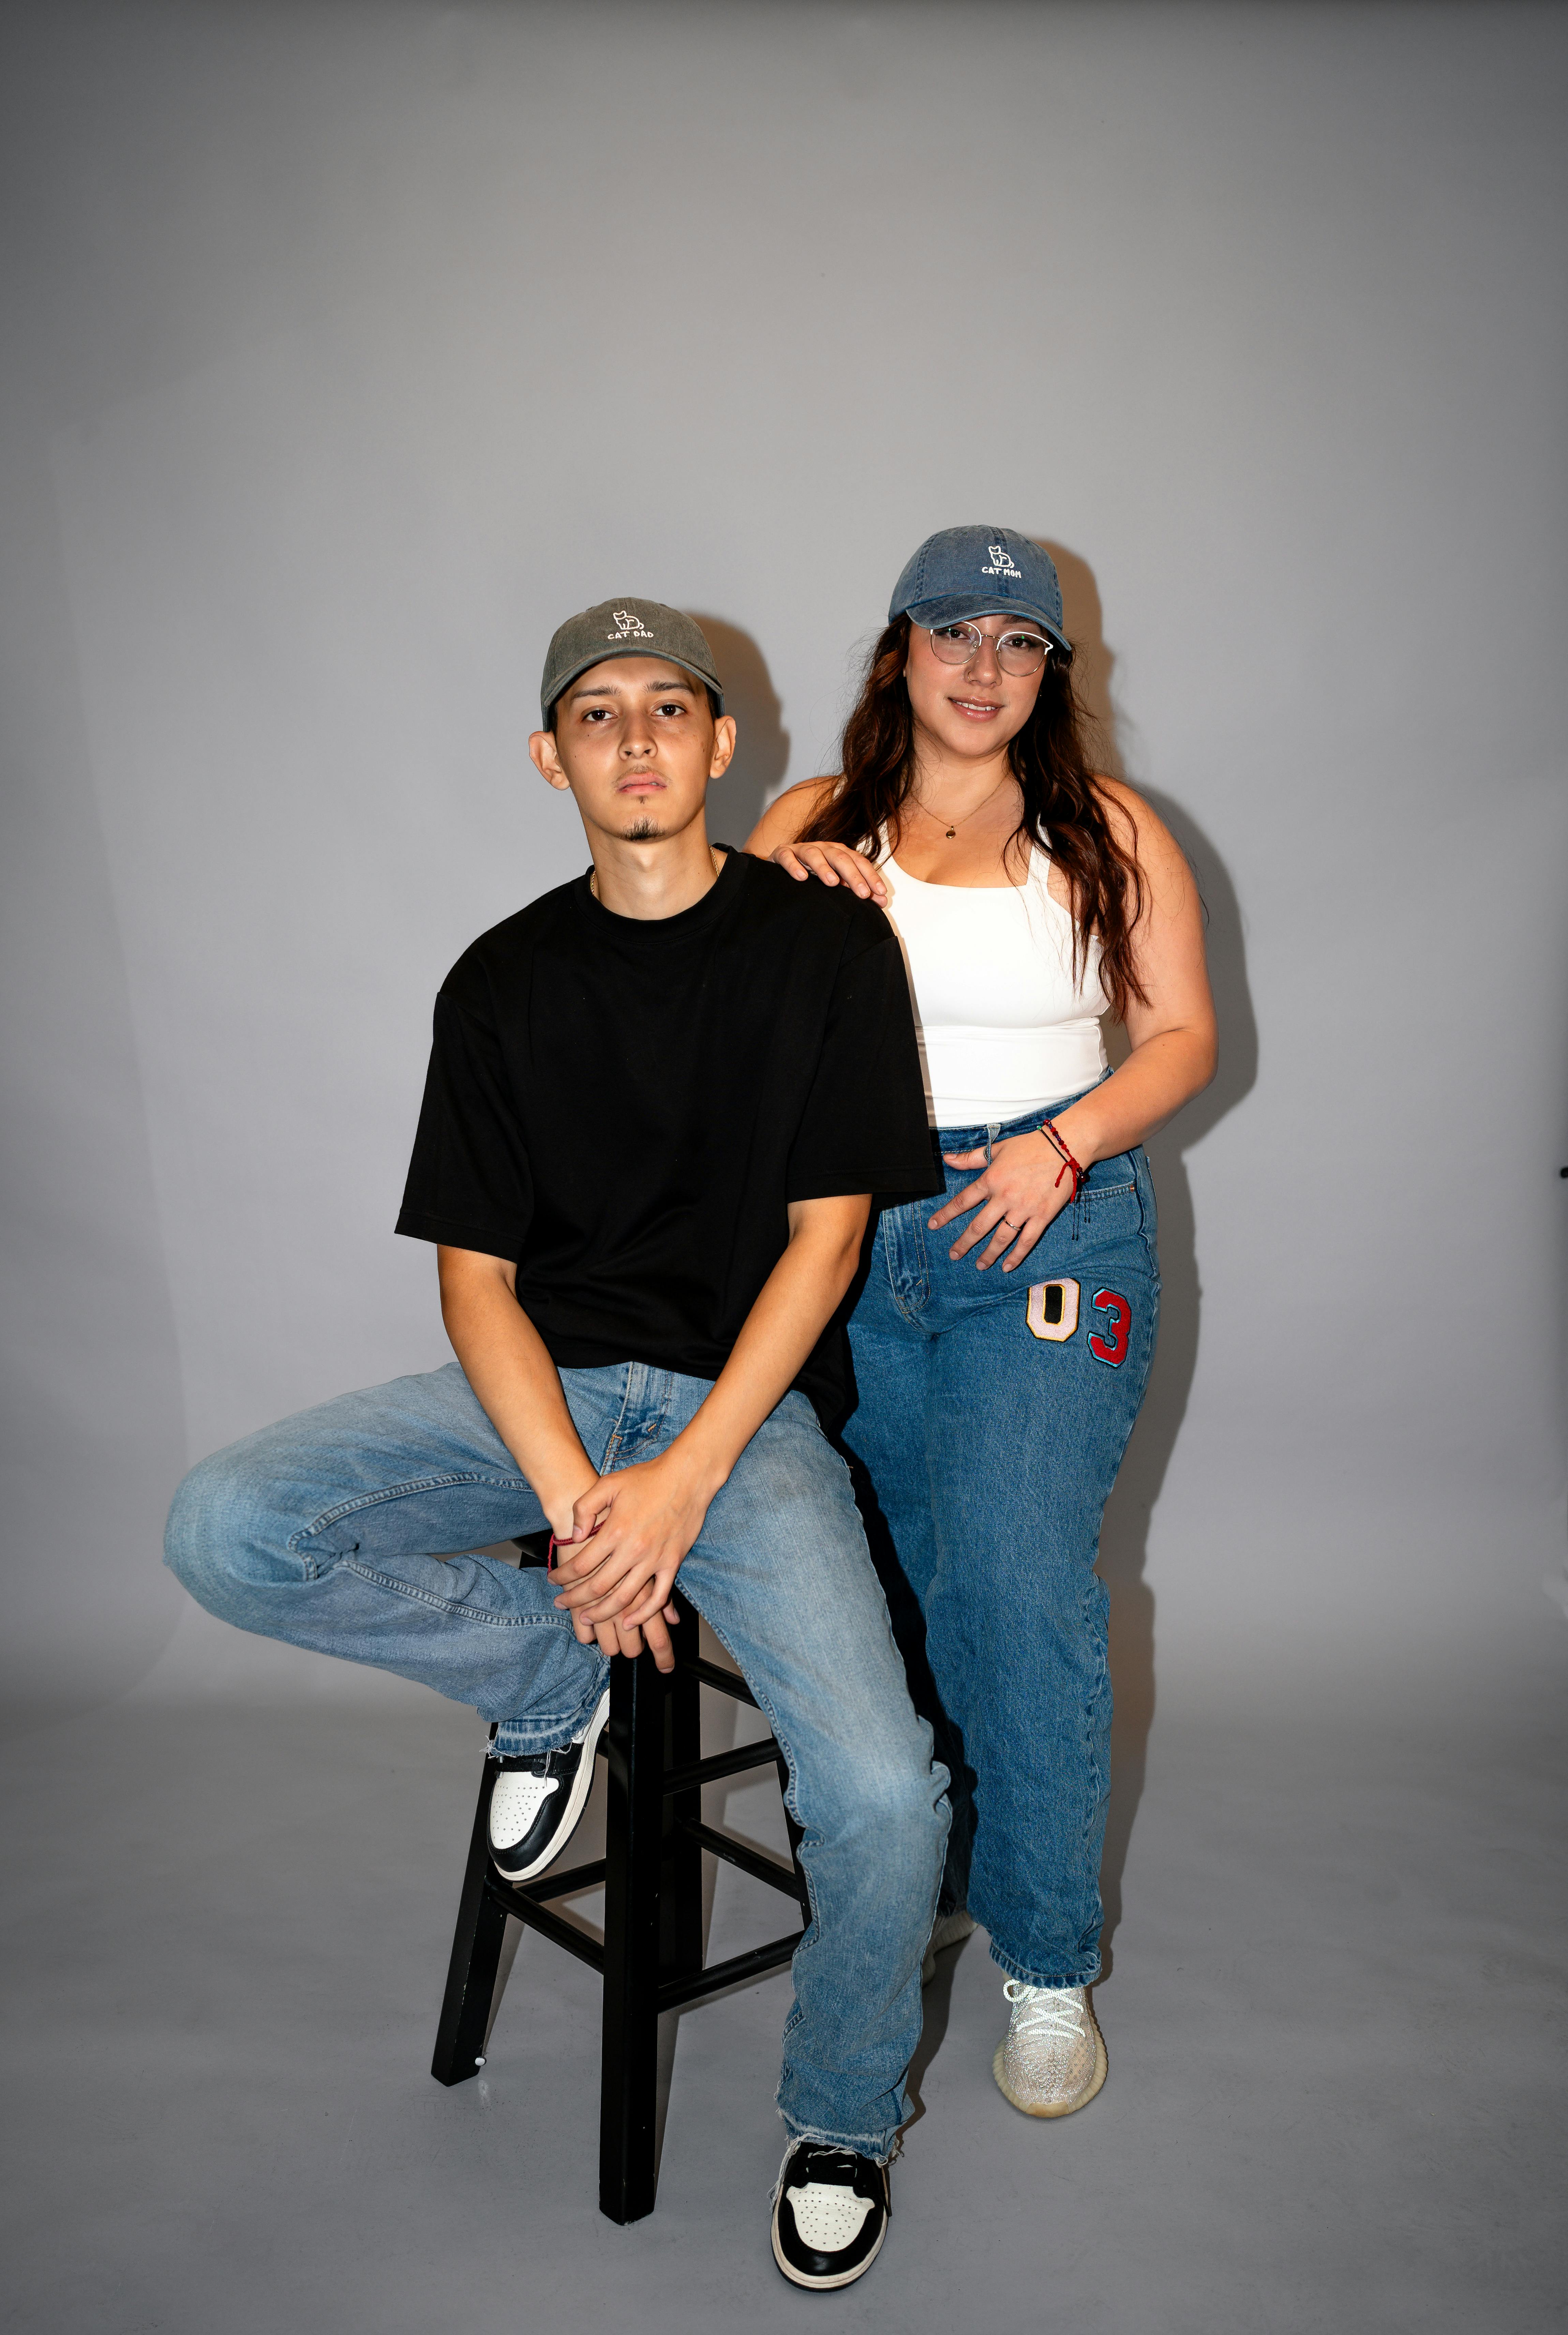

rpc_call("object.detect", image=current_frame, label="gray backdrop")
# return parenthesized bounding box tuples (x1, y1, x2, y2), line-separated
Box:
(3, 0, 1565, 1732)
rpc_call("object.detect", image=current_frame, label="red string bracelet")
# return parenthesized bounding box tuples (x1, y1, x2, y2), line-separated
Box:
(1039, 1117, 1087, 1199)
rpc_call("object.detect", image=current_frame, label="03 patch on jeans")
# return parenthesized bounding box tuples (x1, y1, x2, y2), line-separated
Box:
(1088, 1287, 1132, 1366)
(1026, 1279, 1080, 1342)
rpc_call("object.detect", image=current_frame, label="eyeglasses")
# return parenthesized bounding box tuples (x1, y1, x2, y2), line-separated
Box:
(924, 621, 1052, 676)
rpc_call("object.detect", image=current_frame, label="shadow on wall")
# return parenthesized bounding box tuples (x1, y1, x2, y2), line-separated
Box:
(1043, 542, 1259, 1974)
(686, 614, 790, 845)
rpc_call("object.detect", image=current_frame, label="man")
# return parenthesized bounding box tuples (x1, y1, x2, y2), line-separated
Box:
(166, 598, 948, 2291)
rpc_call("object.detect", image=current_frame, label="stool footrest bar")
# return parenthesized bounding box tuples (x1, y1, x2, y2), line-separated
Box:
(677, 1655, 760, 1708)
(662, 1739, 781, 1798)
(656, 1931, 804, 2013)
(681, 1819, 805, 1903)
(508, 1857, 607, 1904)
(484, 1877, 606, 1975)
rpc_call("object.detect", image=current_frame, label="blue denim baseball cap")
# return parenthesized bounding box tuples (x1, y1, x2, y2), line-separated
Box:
(889, 526, 1073, 663)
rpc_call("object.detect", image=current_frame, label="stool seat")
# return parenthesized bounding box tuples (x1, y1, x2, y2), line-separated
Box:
(431, 1571, 806, 2224)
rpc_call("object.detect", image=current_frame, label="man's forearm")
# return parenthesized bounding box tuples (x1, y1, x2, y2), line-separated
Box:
(666, 1195, 870, 1495)
(436, 1246, 597, 1534)
(543, 1193, 871, 1646)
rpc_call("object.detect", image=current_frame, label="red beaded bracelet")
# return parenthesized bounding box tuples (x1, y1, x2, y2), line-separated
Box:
(1039, 1117, 1087, 1199)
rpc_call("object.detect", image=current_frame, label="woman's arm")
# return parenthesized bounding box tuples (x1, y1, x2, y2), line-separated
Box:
(1049, 779, 1218, 1165)
(931, 780, 1218, 1273)
(745, 780, 890, 905)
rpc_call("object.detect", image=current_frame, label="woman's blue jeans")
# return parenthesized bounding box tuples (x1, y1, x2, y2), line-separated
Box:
(843, 1093, 1160, 1990)
(165, 1360, 949, 2160)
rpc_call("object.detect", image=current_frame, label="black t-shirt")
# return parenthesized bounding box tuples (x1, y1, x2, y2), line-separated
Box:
(395, 849, 940, 1424)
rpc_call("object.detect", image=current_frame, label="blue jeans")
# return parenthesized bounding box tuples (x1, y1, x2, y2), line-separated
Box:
(843, 1090, 1160, 1989)
(165, 1360, 949, 2159)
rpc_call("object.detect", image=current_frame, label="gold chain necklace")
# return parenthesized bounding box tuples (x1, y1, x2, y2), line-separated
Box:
(912, 775, 1012, 840)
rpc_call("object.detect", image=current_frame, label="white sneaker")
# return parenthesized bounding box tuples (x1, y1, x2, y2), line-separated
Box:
(991, 1980, 1107, 2117)
(771, 2143, 890, 2290)
(487, 1689, 609, 1884)
(921, 1907, 977, 1984)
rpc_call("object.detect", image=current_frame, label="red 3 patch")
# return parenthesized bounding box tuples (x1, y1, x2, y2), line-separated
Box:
(1026, 1278, 1080, 1342)
(1088, 1287, 1132, 1366)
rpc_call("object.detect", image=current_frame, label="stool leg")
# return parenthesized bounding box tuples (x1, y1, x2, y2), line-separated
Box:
(432, 1762, 507, 2086)
(663, 1627, 703, 1983)
(599, 1650, 667, 2223)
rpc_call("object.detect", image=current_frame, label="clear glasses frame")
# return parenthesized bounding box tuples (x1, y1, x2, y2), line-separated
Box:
(923, 620, 1054, 676)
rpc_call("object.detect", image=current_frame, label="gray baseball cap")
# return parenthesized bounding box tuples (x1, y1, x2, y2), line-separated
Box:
(888, 526, 1073, 663)
(539, 598, 725, 723)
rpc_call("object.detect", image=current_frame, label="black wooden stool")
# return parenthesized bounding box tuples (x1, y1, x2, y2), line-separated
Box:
(430, 1571, 808, 2224)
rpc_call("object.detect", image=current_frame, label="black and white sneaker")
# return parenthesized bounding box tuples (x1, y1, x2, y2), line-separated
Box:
(487, 1689, 609, 1884)
(771, 2142, 890, 2290)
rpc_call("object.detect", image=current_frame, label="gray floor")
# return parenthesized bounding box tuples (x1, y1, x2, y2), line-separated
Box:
(3, 1663, 1565, 2334)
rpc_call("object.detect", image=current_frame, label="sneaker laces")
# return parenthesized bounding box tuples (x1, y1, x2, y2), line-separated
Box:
(1002, 1978, 1087, 2044)
(798, 2146, 861, 2182)
(498, 1692, 600, 1776)
(770, 2143, 863, 2204)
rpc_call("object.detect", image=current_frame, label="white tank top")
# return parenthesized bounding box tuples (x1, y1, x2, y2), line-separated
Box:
(876, 834, 1109, 1126)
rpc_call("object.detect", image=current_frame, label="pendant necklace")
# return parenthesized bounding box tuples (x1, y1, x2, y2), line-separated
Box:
(915, 775, 1011, 840)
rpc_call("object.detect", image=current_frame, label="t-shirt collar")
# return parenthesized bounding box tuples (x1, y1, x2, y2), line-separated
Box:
(574, 843, 738, 943)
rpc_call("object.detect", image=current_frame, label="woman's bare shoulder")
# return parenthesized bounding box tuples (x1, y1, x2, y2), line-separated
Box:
(744, 776, 841, 854)
(1090, 773, 1144, 830)
(1090, 776, 1195, 909)
(1092, 775, 1174, 858)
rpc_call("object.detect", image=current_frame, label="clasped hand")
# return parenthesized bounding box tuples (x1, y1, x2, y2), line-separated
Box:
(549, 1448, 714, 1675)
(930, 1129, 1078, 1273)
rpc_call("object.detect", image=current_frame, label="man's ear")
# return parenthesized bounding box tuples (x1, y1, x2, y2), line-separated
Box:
(708, 714, 738, 780)
(529, 728, 572, 792)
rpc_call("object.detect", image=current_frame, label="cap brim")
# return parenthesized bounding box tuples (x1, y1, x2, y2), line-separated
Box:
(903, 592, 1072, 663)
(542, 647, 724, 722)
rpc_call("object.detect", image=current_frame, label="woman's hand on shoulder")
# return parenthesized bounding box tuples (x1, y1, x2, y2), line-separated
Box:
(744, 779, 889, 906)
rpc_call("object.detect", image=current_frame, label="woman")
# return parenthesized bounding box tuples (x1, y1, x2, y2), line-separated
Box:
(746, 526, 1216, 2118)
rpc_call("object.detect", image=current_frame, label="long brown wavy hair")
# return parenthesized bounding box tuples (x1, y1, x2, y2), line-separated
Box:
(797, 617, 1149, 1019)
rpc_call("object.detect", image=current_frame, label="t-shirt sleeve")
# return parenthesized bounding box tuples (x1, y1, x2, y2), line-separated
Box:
(785, 910, 942, 1204)
(395, 986, 534, 1259)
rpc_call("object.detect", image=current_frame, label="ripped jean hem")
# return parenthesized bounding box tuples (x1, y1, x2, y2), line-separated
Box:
(776, 2113, 900, 2169)
(489, 1666, 609, 1758)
